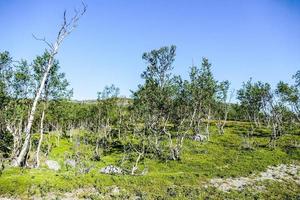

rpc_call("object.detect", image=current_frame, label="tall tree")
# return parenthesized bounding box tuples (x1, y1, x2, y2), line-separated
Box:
(6, 60, 34, 160)
(277, 70, 300, 122)
(32, 51, 72, 168)
(189, 57, 217, 140)
(133, 45, 176, 130)
(132, 45, 179, 160)
(12, 2, 86, 167)
(237, 79, 271, 127)
(237, 79, 271, 148)
(215, 80, 231, 134)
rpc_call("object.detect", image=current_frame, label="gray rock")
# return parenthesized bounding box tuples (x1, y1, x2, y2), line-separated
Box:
(100, 165, 123, 175)
(193, 134, 207, 142)
(79, 166, 93, 174)
(65, 159, 76, 168)
(45, 160, 60, 171)
(111, 187, 120, 195)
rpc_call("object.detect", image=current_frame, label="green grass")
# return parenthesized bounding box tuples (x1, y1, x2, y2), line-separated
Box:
(0, 122, 299, 199)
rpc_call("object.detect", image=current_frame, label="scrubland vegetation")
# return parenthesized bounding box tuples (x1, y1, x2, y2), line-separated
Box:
(0, 3, 299, 200)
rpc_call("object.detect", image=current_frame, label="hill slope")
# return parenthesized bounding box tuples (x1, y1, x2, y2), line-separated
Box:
(0, 122, 299, 199)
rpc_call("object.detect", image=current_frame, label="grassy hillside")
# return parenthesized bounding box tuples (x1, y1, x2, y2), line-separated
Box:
(0, 122, 299, 199)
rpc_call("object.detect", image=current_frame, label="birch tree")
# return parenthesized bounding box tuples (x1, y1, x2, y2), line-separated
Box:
(32, 52, 72, 168)
(7, 60, 34, 160)
(277, 70, 300, 122)
(215, 81, 232, 134)
(189, 58, 217, 140)
(132, 45, 178, 160)
(237, 79, 271, 148)
(12, 2, 86, 167)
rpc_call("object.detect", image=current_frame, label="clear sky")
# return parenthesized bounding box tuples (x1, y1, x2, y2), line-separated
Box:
(1, 0, 299, 100)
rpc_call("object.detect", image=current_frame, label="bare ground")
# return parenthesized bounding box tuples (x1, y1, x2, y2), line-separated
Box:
(207, 164, 300, 192)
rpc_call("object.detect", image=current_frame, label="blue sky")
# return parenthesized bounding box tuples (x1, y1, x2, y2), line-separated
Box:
(1, 0, 299, 100)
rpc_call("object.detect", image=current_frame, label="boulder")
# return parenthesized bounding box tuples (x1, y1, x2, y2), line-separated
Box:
(45, 160, 60, 171)
(193, 134, 207, 142)
(100, 165, 123, 175)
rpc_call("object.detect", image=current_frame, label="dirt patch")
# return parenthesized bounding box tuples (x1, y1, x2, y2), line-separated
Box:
(208, 164, 300, 192)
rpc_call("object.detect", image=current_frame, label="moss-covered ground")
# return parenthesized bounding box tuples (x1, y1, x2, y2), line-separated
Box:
(0, 122, 299, 199)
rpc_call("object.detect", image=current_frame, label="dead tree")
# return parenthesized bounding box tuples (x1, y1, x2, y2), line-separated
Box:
(12, 2, 86, 167)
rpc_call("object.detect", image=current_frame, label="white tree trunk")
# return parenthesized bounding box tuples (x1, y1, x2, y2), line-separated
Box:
(206, 108, 211, 140)
(35, 105, 46, 168)
(131, 152, 143, 175)
(11, 3, 86, 167)
(6, 122, 22, 160)
(12, 51, 56, 167)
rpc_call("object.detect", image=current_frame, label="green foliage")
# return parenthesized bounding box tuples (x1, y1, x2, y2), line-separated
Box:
(277, 71, 300, 121)
(189, 58, 218, 110)
(32, 51, 73, 100)
(11, 60, 33, 99)
(0, 51, 12, 108)
(237, 79, 271, 123)
(133, 45, 177, 121)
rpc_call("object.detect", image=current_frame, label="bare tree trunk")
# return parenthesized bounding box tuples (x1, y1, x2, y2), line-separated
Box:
(95, 137, 100, 158)
(217, 118, 223, 135)
(6, 121, 22, 160)
(218, 109, 228, 135)
(56, 132, 60, 146)
(105, 118, 111, 141)
(118, 114, 122, 140)
(190, 108, 197, 128)
(131, 152, 143, 175)
(35, 104, 46, 168)
(206, 108, 211, 140)
(46, 132, 52, 156)
(25, 140, 32, 167)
